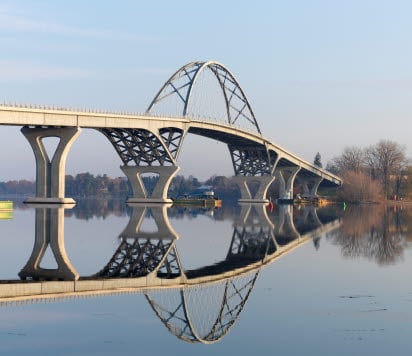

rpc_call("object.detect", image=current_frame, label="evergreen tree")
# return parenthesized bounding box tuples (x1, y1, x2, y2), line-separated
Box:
(314, 152, 323, 168)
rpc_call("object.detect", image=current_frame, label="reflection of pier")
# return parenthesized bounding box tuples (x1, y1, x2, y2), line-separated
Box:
(19, 204, 79, 281)
(93, 204, 179, 278)
(0, 203, 340, 342)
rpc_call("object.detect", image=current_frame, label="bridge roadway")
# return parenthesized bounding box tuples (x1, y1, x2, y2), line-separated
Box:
(0, 104, 341, 203)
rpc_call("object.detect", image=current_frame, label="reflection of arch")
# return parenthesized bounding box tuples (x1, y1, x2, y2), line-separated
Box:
(146, 272, 258, 344)
(147, 61, 261, 134)
(90, 202, 337, 344)
(19, 205, 79, 281)
(144, 203, 296, 344)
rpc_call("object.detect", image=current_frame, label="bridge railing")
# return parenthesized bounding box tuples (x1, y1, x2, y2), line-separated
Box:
(0, 102, 261, 136)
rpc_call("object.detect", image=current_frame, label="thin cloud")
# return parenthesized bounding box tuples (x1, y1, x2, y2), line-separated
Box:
(0, 60, 172, 82)
(0, 8, 161, 41)
(290, 78, 412, 90)
(0, 60, 92, 82)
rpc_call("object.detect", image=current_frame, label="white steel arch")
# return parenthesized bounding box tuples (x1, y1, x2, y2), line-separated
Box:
(146, 61, 262, 134)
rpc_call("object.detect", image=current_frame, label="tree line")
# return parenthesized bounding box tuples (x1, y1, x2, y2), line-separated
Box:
(325, 139, 409, 202)
(0, 173, 241, 201)
(2, 139, 410, 204)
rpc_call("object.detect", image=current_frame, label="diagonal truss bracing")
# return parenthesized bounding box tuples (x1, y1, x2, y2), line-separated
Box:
(98, 128, 183, 166)
(229, 145, 271, 176)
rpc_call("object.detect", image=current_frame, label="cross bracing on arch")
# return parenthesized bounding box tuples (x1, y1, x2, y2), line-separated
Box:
(147, 61, 262, 135)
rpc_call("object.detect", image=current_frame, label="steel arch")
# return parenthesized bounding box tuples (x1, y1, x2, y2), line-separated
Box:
(147, 61, 262, 134)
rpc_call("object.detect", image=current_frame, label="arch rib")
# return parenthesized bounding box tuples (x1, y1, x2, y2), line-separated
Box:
(147, 61, 262, 135)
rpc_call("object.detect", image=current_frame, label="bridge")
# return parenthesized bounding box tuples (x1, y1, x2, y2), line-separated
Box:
(1, 203, 341, 343)
(0, 61, 341, 204)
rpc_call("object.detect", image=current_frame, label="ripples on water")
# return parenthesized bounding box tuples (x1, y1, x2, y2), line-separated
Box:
(0, 200, 411, 355)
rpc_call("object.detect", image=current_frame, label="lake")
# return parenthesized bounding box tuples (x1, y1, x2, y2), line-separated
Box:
(0, 200, 411, 355)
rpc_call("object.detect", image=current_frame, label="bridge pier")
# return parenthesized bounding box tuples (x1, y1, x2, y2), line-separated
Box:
(121, 165, 180, 203)
(233, 175, 275, 203)
(300, 176, 323, 198)
(275, 167, 300, 200)
(19, 205, 79, 281)
(21, 126, 81, 204)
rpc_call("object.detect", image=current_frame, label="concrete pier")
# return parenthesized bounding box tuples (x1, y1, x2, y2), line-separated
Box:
(121, 165, 180, 203)
(233, 175, 275, 203)
(21, 126, 81, 204)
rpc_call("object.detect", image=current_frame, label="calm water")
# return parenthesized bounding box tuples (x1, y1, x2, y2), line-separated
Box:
(0, 200, 411, 355)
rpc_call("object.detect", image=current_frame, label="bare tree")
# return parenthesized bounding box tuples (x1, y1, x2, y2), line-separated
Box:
(364, 140, 407, 199)
(330, 146, 365, 174)
(339, 170, 383, 203)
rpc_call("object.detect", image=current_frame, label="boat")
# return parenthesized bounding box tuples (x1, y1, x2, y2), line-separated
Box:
(0, 201, 13, 211)
(0, 201, 13, 220)
(292, 195, 331, 207)
(172, 191, 222, 208)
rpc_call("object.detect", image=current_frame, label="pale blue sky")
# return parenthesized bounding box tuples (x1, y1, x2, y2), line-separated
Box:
(0, 0, 411, 180)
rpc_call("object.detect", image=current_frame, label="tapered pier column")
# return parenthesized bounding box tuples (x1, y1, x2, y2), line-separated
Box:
(276, 167, 300, 200)
(22, 126, 81, 204)
(300, 176, 323, 198)
(233, 175, 275, 203)
(121, 165, 180, 203)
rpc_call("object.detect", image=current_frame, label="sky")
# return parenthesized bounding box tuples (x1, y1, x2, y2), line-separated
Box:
(0, 0, 412, 181)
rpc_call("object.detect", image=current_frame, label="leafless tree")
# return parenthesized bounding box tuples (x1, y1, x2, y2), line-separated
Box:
(364, 140, 407, 199)
(328, 146, 365, 174)
(339, 170, 383, 203)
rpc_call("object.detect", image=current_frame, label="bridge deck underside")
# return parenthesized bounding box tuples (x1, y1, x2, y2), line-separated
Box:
(188, 127, 259, 147)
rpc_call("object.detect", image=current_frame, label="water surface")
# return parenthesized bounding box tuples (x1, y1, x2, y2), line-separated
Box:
(0, 201, 411, 355)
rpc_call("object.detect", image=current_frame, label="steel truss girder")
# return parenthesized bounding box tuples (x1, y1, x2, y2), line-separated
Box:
(159, 127, 184, 160)
(229, 145, 271, 176)
(98, 127, 183, 166)
(147, 61, 262, 134)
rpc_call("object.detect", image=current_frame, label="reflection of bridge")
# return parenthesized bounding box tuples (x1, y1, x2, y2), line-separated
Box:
(0, 203, 340, 343)
(0, 61, 341, 204)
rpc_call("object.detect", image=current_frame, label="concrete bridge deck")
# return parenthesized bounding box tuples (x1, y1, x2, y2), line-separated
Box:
(0, 104, 341, 186)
